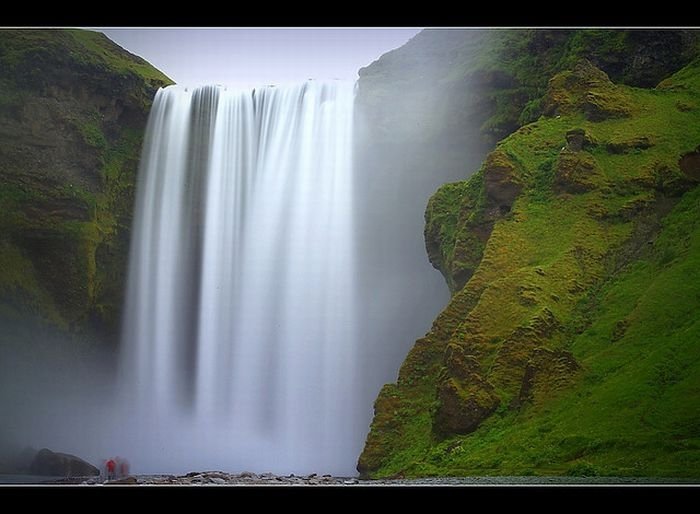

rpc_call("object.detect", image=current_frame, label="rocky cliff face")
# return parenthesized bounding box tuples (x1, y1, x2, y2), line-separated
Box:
(359, 33, 700, 478)
(354, 29, 700, 355)
(357, 29, 699, 166)
(0, 29, 172, 348)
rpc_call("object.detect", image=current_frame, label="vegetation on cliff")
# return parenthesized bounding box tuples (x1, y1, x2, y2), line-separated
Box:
(0, 29, 172, 348)
(358, 29, 699, 150)
(359, 52, 700, 478)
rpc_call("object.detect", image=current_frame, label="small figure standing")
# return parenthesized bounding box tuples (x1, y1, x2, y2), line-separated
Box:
(118, 458, 130, 478)
(106, 459, 116, 480)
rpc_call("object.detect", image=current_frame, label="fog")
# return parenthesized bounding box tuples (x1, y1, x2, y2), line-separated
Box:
(0, 29, 491, 477)
(0, 320, 120, 471)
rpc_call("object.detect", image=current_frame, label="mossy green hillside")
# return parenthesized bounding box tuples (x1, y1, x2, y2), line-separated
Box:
(358, 59, 700, 478)
(0, 29, 170, 90)
(466, 29, 700, 142)
(424, 171, 487, 293)
(0, 29, 173, 346)
(359, 29, 699, 148)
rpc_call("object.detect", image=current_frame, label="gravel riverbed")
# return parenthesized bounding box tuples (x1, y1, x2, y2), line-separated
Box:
(23, 471, 700, 486)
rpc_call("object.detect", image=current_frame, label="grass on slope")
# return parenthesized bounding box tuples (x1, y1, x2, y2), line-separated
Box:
(0, 29, 171, 86)
(401, 186, 700, 478)
(366, 60, 700, 478)
(68, 30, 172, 84)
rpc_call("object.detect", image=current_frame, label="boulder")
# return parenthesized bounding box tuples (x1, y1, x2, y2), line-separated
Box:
(29, 448, 99, 477)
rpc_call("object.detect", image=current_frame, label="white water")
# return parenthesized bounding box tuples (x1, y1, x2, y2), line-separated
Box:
(118, 82, 360, 475)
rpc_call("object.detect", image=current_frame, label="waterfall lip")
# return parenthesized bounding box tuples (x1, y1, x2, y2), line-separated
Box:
(162, 78, 356, 94)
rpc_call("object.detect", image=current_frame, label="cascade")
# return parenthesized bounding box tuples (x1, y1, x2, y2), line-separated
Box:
(119, 82, 359, 475)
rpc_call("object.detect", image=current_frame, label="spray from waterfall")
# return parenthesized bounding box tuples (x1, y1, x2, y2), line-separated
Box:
(118, 82, 360, 475)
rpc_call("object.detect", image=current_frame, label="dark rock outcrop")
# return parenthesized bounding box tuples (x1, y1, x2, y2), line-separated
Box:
(29, 448, 99, 477)
(679, 146, 700, 182)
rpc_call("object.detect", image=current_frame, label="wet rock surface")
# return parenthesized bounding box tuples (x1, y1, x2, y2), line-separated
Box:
(33, 471, 700, 486)
(29, 448, 99, 477)
(47, 471, 360, 486)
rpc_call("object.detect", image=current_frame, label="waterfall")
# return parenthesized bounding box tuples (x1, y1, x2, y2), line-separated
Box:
(119, 82, 360, 475)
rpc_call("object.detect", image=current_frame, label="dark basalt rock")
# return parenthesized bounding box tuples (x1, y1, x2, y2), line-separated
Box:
(29, 448, 99, 477)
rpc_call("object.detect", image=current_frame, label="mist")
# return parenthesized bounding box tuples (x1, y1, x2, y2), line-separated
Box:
(351, 29, 493, 417)
(0, 29, 492, 478)
(0, 318, 120, 472)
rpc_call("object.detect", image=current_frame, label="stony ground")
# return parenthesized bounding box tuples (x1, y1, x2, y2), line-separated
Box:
(35, 471, 700, 486)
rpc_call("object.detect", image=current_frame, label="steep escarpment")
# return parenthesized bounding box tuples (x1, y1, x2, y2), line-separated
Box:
(359, 54, 700, 478)
(0, 29, 172, 348)
(358, 29, 699, 154)
(353, 31, 700, 393)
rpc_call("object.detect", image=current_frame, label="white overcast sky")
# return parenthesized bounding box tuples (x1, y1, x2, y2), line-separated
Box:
(98, 28, 422, 88)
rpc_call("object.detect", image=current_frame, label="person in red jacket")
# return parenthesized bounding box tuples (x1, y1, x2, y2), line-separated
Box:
(106, 458, 116, 480)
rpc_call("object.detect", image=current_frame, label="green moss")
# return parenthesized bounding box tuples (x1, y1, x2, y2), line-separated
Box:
(0, 29, 172, 343)
(67, 29, 172, 85)
(0, 29, 171, 88)
(425, 181, 474, 265)
(424, 169, 489, 293)
(361, 57, 700, 478)
(74, 112, 108, 149)
(473, 29, 699, 141)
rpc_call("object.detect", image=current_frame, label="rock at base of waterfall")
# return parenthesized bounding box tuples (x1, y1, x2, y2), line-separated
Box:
(29, 448, 99, 477)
